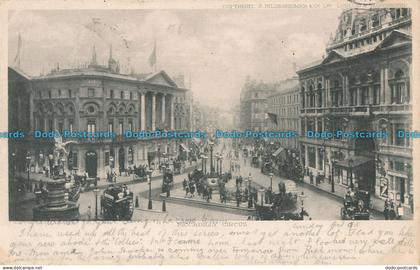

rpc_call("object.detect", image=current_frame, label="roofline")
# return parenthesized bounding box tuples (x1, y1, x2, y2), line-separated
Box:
(297, 29, 412, 75)
(27, 70, 187, 91)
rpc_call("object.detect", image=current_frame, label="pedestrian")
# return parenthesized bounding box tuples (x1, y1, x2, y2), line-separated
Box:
(87, 206, 92, 221)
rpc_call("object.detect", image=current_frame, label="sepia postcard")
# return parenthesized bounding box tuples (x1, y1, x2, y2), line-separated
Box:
(0, 0, 418, 266)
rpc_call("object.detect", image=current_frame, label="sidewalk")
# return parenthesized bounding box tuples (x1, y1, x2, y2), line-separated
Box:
(302, 175, 413, 220)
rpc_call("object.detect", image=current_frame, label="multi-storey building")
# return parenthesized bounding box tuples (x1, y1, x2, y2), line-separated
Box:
(297, 8, 412, 206)
(9, 46, 192, 178)
(239, 78, 277, 131)
(267, 76, 300, 150)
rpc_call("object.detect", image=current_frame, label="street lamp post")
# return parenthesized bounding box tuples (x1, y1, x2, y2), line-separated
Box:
(216, 154, 219, 174)
(209, 141, 214, 173)
(219, 156, 223, 175)
(11, 152, 16, 179)
(269, 172, 273, 191)
(93, 188, 99, 220)
(350, 160, 353, 188)
(147, 171, 153, 210)
(26, 154, 32, 192)
(248, 173, 253, 208)
(331, 159, 335, 193)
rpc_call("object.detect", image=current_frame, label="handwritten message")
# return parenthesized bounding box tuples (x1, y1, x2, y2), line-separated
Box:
(4, 219, 417, 265)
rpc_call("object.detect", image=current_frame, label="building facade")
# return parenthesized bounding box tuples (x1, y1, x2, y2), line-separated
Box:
(9, 47, 192, 179)
(239, 78, 277, 131)
(298, 8, 412, 205)
(267, 76, 300, 150)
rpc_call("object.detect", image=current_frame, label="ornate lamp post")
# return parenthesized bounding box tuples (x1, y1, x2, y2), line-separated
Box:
(93, 188, 99, 220)
(26, 154, 32, 191)
(209, 141, 214, 173)
(269, 172, 273, 191)
(48, 154, 54, 177)
(248, 173, 253, 208)
(215, 153, 220, 174)
(147, 170, 153, 210)
(219, 156, 223, 175)
(331, 158, 335, 193)
(11, 152, 16, 179)
(348, 158, 354, 188)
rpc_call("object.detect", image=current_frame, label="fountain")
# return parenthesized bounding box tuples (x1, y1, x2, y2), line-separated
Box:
(33, 136, 79, 221)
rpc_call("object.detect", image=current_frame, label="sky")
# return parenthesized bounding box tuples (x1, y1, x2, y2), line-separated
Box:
(8, 9, 343, 107)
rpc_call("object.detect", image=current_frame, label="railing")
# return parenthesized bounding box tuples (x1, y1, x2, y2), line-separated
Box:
(300, 103, 410, 116)
(378, 144, 412, 157)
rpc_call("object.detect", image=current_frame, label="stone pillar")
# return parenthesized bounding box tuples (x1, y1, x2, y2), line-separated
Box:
(369, 85, 374, 104)
(343, 74, 349, 106)
(140, 92, 146, 130)
(304, 145, 309, 168)
(326, 79, 330, 107)
(162, 94, 166, 126)
(357, 87, 362, 105)
(170, 95, 174, 130)
(152, 93, 156, 130)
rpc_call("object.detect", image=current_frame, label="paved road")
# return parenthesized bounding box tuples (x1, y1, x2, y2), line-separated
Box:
(11, 140, 383, 220)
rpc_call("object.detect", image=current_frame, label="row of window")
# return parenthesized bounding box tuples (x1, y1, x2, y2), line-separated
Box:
(37, 89, 72, 99)
(35, 118, 74, 132)
(302, 78, 410, 108)
(272, 106, 299, 117)
(343, 31, 386, 52)
(271, 93, 299, 105)
(37, 88, 185, 103)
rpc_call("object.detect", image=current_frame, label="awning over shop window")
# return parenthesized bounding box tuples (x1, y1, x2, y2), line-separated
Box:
(272, 147, 285, 157)
(335, 156, 373, 169)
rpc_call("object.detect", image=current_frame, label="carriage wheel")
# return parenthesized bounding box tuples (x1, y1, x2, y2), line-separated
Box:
(340, 207, 347, 220)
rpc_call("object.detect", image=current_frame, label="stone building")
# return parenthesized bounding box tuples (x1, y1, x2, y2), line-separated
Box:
(267, 76, 300, 151)
(297, 8, 412, 205)
(239, 78, 277, 131)
(9, 46, 192, 178)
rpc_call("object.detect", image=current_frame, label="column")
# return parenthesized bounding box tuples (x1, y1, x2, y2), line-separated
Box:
(170, 95, 174, 130)
(326, 78, 331, 107)
(357, 87, 362, 106)
(304, 145, 309, 168)
(152, 93, 156, 131)
(29, 89, 34, 130)
(384, 67, 391, 104)
(140, 92, 145, 130)
(343, 74, 349, 106)
(162, 94, 166, 126)
(369, 85, 374, 104)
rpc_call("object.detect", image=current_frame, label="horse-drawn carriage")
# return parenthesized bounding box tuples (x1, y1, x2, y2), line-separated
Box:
(133, 166, 149, 182)
(251, 156, 259, 168)
(253, 180, 307, 220)
(74, 174, 98, 191)
(162, 169, 174, 193)
(340, 189, 371, 220)
(100, 184, 134, 221)
(173, 160, 183, 175)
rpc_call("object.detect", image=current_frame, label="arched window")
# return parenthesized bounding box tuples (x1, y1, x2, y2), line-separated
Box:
(390, 69, 409, 104)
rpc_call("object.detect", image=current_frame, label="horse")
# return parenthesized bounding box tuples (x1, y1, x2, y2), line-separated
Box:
(278, 209, 310, 220)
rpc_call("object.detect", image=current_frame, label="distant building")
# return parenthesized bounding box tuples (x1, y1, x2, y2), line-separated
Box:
(9, 45, 192, 178)
(298, 8, 412, 205)
(267, 76, 300, 150)
(239, 78, 277, 131)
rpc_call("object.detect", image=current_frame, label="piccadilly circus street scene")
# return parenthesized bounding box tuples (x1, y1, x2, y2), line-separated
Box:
(8, 8, 413, 221)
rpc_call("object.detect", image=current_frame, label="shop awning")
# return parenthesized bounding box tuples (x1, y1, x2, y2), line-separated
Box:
(335, 156, 373, 169)
(272, 147, 285, 157)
